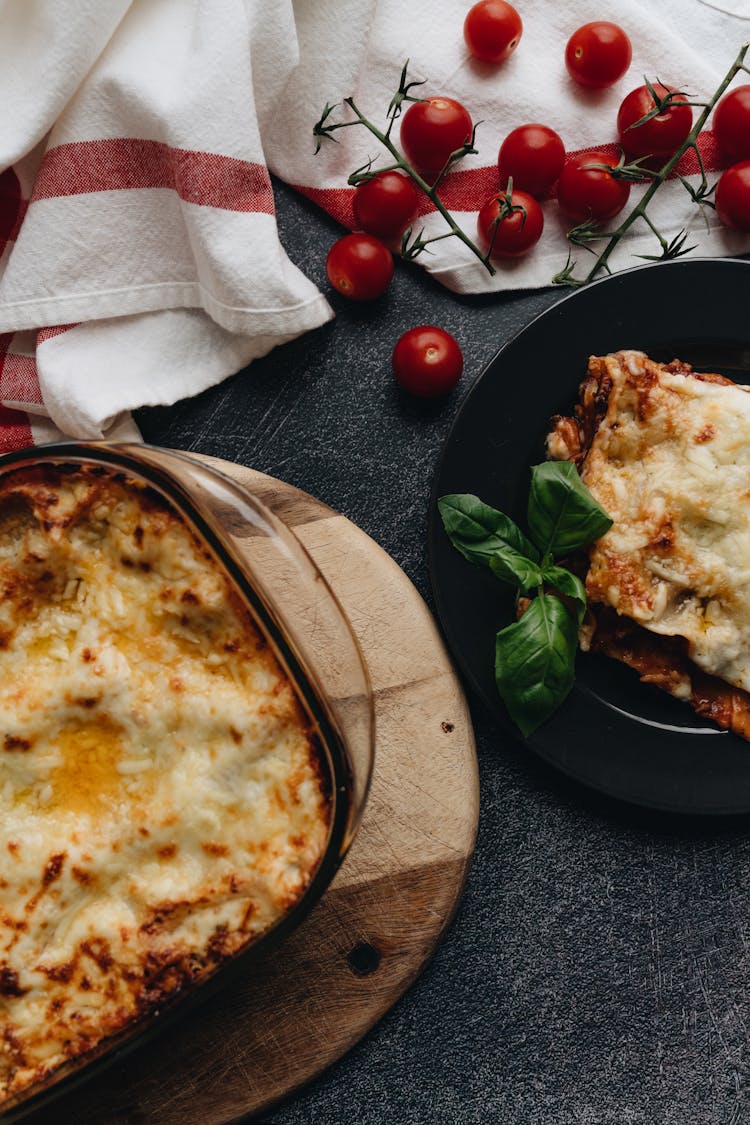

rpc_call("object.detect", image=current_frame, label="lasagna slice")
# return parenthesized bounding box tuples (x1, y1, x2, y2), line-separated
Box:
(0, 464, 331, 1107)
(547, 349, 750, 739)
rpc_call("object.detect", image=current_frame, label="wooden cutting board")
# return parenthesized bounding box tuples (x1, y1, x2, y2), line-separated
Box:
(26, 457, 479, 1125)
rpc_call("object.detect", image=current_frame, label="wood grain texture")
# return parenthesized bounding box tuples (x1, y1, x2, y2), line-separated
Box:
(25, 456, 479, 1125)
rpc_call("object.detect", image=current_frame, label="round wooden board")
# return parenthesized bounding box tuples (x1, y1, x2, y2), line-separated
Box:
(26, 456, 479, 1125)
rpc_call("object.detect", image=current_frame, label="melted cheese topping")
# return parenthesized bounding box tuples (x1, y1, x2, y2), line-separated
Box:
(573, 350, 750, 692)
(0, 465, 330, 1105)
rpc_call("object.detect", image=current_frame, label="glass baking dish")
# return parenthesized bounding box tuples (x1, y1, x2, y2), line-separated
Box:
(0, 441, 374, 1121)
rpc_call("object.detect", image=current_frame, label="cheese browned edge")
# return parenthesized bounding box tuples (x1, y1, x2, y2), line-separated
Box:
(0, 463, 331, 1106)
(547, 350, 750, 739)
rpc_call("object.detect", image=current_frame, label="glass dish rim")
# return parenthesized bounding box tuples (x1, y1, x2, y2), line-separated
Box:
(0, 439, 375, 1120)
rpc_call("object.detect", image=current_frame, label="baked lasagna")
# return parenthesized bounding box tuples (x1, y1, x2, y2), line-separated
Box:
(0, 462, 331, 1106)
(547, 349, 750, 738)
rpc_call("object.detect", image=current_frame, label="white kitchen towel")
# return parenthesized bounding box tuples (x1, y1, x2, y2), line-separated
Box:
(0, 0, 334, 444)
(0, 0, 748, 450)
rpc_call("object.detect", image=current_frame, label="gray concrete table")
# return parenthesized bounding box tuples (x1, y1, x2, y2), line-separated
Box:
(137, 179, 750, 1125)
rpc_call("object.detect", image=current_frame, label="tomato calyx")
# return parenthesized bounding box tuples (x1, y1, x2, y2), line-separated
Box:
(434, 119, 481, 182)
(621, 78, 694, 134)
(478, 185, 544, 259)
(400, 226, 435, 262)
(565, 218, 606, 251)
(385, 60, 428, 124)
(579, 149, 653, 184)
(557, 151, 632, 227)
(399, 97, 480, 186)
(420, 119, 481, 188)
(636, 229, 698, 262)
(347, 156, 382, 188)
(483, 180, 528, 257)
(617, 81, 694, 170)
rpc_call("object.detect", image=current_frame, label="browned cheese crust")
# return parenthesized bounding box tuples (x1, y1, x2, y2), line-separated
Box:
(547, 350, 750, 740)
(0, 464, 331, 1106)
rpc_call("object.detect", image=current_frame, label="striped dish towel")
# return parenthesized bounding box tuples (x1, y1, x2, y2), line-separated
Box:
(1, 0, 749, 451)
(0, 0, 333, 448)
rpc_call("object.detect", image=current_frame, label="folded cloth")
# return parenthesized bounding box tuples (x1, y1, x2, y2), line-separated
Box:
(0, 0, 334, 446)
(0, 0, 748, 452)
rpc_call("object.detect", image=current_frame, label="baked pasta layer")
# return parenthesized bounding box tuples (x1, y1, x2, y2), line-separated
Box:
(548, 350, 750, 736)
(0, 464, 330, 1104)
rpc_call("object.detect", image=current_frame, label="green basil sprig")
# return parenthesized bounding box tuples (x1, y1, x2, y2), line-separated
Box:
(438, 462, 612, 737)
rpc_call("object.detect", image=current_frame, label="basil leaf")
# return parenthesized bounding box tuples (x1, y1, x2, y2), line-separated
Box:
(542, 564, 587, 626)
(527, 462, 612, 558)
(495, 594, 578, 737)
(489, 550, 543, 593)
(438, 493, 540, 567)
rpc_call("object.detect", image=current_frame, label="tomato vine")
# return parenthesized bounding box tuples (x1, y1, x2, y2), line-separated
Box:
(314, 62, 497, 276)
(554, 43, 750, 286)
(314, 45, 750, 288)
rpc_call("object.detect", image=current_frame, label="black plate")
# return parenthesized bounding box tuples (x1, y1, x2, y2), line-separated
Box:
(429, 257, 750, 816)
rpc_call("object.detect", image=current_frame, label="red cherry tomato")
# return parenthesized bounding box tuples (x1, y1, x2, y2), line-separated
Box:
(713, 85, 750, 163)
(556, 152, 631, 223)
(477, 189, 544, 258)
(326, 234, 394, 301)
(498, 124, 566, 198)
(400, 97, 473, 181)
(392, 326, 464, 397)
(352, 171, 420, 240)
(617, 83, 693, 164)
(463, 0, 523, 64)
(715, 161, 750, 231)
(565, 22, 632, 89)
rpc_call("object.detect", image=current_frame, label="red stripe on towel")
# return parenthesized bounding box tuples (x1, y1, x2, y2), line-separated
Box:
(31, 139, 275, 214)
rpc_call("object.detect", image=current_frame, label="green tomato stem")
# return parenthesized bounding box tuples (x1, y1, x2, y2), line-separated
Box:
(577, 42, 750, 285)
(343, 97, 496, 277)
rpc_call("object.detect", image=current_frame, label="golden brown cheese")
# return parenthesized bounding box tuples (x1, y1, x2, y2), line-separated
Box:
(0, 464, 330, 1105)
(547, 350, 750, 735)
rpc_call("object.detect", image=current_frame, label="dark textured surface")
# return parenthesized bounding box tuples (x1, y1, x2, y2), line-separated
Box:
(137, 180, 750, 1125)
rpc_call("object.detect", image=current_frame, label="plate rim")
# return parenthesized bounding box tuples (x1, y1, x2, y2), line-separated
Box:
(428, 255, 750, 815)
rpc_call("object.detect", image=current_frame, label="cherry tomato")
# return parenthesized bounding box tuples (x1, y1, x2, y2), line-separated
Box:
(713, 85, 750, 163)
(498, 124, 566, 198)
(477, 189, 544, 258)
(392, 326, 464, 397)
(400, 97, 473, 182)
(463, 0, 523, 64)
(352, 171, 420, 240)
(617, 83, 693, 165)
(565, 22, 631, 89)
(556, 152, 631, 223)
(715, 161, 750, 231)
(326, 234, 394, 301)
